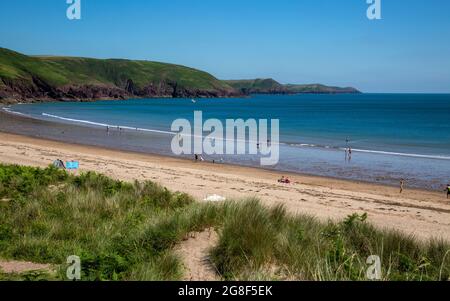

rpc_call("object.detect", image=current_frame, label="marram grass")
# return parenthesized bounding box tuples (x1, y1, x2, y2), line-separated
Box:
(0, 164, 448, 281)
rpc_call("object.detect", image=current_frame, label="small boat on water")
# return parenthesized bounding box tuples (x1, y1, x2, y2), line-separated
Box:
(191, 99, 197, 103)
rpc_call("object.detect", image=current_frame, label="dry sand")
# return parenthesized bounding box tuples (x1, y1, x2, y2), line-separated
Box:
(0, 260, 53, 274)
(0, 131, 449, 241)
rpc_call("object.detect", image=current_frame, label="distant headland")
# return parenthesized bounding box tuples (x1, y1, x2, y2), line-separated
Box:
(0, 48, 360, 104)
(224, 79, 361, 95)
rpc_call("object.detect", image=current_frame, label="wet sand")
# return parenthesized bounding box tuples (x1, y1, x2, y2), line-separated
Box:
(0, 128, 449, 241)
(2, 109, 449, 192)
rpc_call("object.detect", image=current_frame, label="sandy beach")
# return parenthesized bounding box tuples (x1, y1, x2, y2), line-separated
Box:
(1, 131, 449, 241)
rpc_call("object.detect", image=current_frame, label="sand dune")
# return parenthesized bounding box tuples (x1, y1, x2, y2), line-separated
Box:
(0, 132, 449, 241)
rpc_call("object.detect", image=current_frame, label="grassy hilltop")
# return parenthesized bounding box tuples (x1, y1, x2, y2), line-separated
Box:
(224, 79, 287, 94)
(0, 48, 360, 103)
(225, 79, 361, 95)
(0, 164, 448, 281)
(0, 48, 239, 103)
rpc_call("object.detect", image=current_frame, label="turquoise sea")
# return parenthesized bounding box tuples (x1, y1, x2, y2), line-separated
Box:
(5, 93, 450, 190)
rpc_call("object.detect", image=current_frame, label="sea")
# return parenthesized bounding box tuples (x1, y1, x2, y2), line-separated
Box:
(4, 93, 450, 190)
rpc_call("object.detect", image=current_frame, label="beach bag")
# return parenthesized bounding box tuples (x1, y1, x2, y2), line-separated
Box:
(53, 160, 66, 169)
(66, 161, 79, 170)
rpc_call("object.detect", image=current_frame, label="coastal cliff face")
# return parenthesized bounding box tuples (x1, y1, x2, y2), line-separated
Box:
(0, 77, 128, 103)
(0, 48, 241, 103)
(0, 77, 239, 104)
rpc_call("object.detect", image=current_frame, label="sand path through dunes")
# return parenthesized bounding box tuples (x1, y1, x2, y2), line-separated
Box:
(0, 260, 53, 274)
(1, 132, 449, 241)
(176, 230, 220, 281)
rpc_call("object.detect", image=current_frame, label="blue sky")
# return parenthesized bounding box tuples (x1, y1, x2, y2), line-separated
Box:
(1, 0, 449, 93)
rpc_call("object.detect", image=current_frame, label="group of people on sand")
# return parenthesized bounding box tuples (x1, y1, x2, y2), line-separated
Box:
(106, 125, 123, 134)
(278, 176, 291, 184)
(194, 154, 224, 164)
(194, 154, 204, 162)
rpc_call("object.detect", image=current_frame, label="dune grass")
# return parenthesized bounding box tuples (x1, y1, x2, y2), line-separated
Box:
(0, 164, 211, 280)
(210, 200, 450, 281)
(0, 164, 449, 281)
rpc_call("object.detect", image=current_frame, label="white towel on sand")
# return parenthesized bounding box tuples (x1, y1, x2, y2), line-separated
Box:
(204, 194, 226, 202)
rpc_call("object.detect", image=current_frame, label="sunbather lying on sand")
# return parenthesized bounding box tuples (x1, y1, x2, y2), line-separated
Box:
(278, 176, 291, 184)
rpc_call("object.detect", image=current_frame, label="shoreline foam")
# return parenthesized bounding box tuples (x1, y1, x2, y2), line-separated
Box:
(5, 106, 450, 161)
(1, 109, 449, 191)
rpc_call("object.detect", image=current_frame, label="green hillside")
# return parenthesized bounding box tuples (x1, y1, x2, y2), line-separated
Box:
(223, 78, 286, 94)
(0, 48, 361, 103)
(225, 78, 361, 94)
(0, 48, 238, 102)
(285, 83, 360, 94)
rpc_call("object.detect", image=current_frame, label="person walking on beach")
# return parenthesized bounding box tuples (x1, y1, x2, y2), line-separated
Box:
(400, 179, 405, 194)
(446, 184, 450, 199)
(345, 138, 352, 162)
